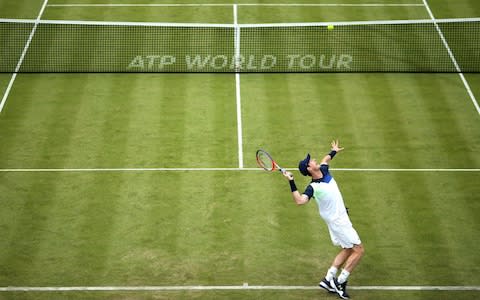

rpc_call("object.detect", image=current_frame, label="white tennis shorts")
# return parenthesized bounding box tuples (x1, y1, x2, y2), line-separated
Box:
(327, 219, 361, 249)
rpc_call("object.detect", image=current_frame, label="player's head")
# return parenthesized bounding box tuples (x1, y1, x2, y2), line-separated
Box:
(299, 154, 312, 176)
(299, 154, 321, 177)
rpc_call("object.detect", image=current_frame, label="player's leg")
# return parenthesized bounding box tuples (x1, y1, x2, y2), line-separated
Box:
(343, 244, 364, 273)
(319, 248, 352, 292)
(328, 225, 363, 299)
(332, 248, 352, 269)
(336, 244, 364, 285)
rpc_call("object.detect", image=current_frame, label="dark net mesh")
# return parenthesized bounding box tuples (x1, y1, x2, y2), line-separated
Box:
(1, 20, 479, 73)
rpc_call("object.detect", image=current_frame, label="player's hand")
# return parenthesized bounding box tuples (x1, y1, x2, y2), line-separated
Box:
(283, 171, 294, 181)
(331, 139, 344, 152)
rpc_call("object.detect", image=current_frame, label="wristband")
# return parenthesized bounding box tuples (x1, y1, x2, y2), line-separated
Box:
(289, 180, 297, 192)
(329, 150, 337, 159)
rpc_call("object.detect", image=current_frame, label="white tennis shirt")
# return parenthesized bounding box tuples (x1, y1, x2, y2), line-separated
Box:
(303, 164, 350, 224)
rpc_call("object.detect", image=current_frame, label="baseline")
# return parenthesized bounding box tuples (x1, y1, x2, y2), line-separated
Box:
(0, 168, 478, 172)
(47, 3, 426, 8)
(1, 285, 479, 292)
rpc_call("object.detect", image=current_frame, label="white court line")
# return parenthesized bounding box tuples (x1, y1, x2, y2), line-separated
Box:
(0, 168, 478, 172)
(0, 0, 49, 115)
(422, 0, 480, 116)
(234, 4, 244, 169)
(1, 285, 479, 292)
(47, 3, 425, 7)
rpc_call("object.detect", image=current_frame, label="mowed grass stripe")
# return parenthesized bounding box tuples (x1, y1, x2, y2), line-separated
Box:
(208, 172, 247, 283)
(407, 173, 479, 284)
(328, 72, 392, 285)
(341, 171, 400, 285)
(426, 0, 480, 19)
(405, 74, 479, 167)
(338, 172, 480, 286)
(0, 75, 238, 168)
(367, 76, 462, 284)
(0, 75, 113, 168)
(372, 74, 443, 168)
(59, 75, 138, 284)
(396, 74, 479, 168)
(1, 172, 478, 286)
(0, 173, 60, 284)
(147, 74, 237, 168)
(129, 74, 190, 167)
(26, 75, 84, 169)
(332, 75, 393, 283)
(241, 73, 479, 284)
(332, 75, 456, 282)
(74, 74, 134, 168)
(329, 75, 426, 284)
(238, 2, 428, 23)
(0, 75, 51, 168)
(241, 74, 431, 168)
(106, 172, 185, 285)
(42, 3, 234, 23)
(393, 172, 460, 285)
(241, 74, 347, 168)
(174, 172, 220, 284)
(236, 173, 329, 285)
(3, 74, 468, 170)
(464, 74, 480, 113)
(65, 174, 124, 285)
(425, 173, 480, 285)
(0, 0, 45, 19)
(181, 74, 238, 167)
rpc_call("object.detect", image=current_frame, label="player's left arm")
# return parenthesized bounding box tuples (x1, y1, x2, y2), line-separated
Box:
(320, 139, 344, 165)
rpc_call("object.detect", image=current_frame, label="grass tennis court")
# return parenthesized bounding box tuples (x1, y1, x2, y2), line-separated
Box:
(1, 0, 479, 299)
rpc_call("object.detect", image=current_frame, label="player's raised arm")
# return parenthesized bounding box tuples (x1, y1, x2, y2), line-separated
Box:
(320, 139, 344, 165)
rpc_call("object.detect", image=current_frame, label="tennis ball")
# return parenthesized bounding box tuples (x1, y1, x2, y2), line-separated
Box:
(327, 25, 334, 30)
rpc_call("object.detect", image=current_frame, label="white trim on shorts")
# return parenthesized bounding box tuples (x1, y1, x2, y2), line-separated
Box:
(327, 221, 361, 249)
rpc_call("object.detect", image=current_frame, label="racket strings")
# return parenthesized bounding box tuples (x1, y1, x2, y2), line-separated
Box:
(257, 151, 275, 171)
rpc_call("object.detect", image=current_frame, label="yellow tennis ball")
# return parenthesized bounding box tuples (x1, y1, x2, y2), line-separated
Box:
(327, 25, 334, 30)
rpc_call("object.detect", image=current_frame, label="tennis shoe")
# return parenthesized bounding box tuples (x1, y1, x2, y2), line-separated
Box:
(319, 278, 336, 293)
(330, 278, 350, 299)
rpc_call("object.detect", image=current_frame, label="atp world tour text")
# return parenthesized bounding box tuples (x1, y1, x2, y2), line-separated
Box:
(127, 54, 354, 70)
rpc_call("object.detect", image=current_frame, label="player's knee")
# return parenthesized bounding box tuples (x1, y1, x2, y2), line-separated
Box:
(354, 244, 365, 257)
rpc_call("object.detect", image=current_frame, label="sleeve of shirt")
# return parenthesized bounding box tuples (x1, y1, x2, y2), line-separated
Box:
(320, 164, 329, 176)
(320, 164, 333, 183)
(303, 185, 313, 200)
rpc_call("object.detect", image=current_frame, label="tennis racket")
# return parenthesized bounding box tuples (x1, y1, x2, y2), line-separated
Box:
(256, 149, 285, 174)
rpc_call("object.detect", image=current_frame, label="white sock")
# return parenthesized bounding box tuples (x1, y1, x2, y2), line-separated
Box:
(338, 269, 350, 284)
(325, 266, 338, 281)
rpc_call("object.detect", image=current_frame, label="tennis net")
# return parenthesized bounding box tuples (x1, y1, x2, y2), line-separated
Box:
(1, 18, 479, 73)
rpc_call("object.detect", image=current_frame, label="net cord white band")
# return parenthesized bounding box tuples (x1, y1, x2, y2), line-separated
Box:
(1, 17, 479, 27)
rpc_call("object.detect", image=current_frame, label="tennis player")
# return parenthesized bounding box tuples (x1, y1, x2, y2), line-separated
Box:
(283, 140, 364, 300)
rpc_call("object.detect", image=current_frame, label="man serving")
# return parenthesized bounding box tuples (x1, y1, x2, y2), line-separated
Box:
(283, 140, 364, 300)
